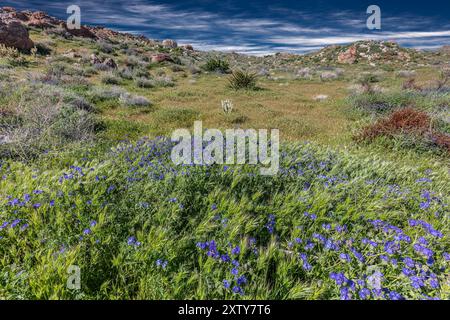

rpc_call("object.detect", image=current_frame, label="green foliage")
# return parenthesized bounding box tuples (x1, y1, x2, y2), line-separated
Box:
(203, 58, 230, 73)
(228, 70, 258, 90)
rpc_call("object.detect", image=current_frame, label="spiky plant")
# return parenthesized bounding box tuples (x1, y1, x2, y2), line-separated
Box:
(228, 70, 257, 90)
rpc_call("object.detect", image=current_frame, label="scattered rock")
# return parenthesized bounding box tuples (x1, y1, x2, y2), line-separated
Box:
(104, 57, 118, 69)
(182, 44, 194, 51)
(0, 20, 34, 51)
(314, 94, 329, 101)
(90, 54, 103, 65)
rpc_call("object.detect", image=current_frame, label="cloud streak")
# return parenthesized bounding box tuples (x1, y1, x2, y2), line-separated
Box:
(3, 0, 450, 55)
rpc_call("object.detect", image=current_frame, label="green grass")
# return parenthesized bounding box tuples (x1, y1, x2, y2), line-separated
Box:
(0, 140, 448, 299)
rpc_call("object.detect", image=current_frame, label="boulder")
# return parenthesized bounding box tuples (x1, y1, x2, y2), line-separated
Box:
(0, 21, 34, 51)
(162, 39, 177, 49)
(151, 53, 172, 63)
(182, 44, 194, 51)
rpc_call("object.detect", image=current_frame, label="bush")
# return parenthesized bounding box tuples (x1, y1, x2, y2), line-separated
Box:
(119, 93, 152, 107)
(101, 74, 121, 85)
(89, 86, 126, 102)
(203, 57, 230, 73)
(348, 91, 415, 114)
(356, 107, 449, 153)
(355, 73, 381, 93)
(34, 42, 52, 56)
(97, 41, 114, 54)
(0, 84, 98, 159)
(228, 70, 257, 90)
(135, 78, 154, 88)
(115, 68, 134, 80)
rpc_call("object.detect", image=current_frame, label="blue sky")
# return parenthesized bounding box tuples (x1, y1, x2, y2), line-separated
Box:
(4, 0, 450, 55)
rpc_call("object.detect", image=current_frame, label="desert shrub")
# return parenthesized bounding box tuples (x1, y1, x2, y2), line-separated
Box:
(170, 65, 184, 72)
(188, 65, 201, 75)
(133, 66, 151, 79)
(0, 45, 28, 67)
(320, 72, 338, 81)
(396, 70, 416, 78)
(357, 107, 449, 153)
(296, 67, 313, 79)
(34, 42, 52, 56)
(228, 70, 257, 90)
(144, 76, 175, 88)
(435, 68, 450, 91)
(96, 41, 114, 54)
(45, 26, 72, 39)
(135, 78, 154, 88)
(119, 93, 152, 107)
(115, 68, 134, 80)
(355, 72, 381, 93)
(0, 85, 98, 159)
(101, 73, 121, 85)
(203, 57, 230, 73)
(348, 91, 415, 114)
(89, 86, 126, 102)
(46, 61, 88, 78)
(93, 63, 111, 72)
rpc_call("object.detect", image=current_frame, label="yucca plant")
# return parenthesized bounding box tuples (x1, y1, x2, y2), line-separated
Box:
(228, 70, 257, 90)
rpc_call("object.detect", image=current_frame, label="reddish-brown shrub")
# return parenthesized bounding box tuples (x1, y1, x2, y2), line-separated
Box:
(357, 107, 450, 153)
(359, 107, 431, 140)
(432, 133, 450, 152)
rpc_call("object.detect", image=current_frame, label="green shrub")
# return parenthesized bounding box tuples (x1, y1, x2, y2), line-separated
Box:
(119, 93, 152, 107)
(228, 70, 258, 90)
(203, 57, 230, 73)
(101, 74, 121, 85)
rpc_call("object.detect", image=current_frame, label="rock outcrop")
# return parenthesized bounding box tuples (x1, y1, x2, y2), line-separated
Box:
(151, 53, 173, 63)
(0, 20, 34, 51)
(162, 39, 177, 49)
(338, 46, 357, 64)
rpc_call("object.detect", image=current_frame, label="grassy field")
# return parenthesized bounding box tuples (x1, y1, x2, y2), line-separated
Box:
(0, 24, 449, 300)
